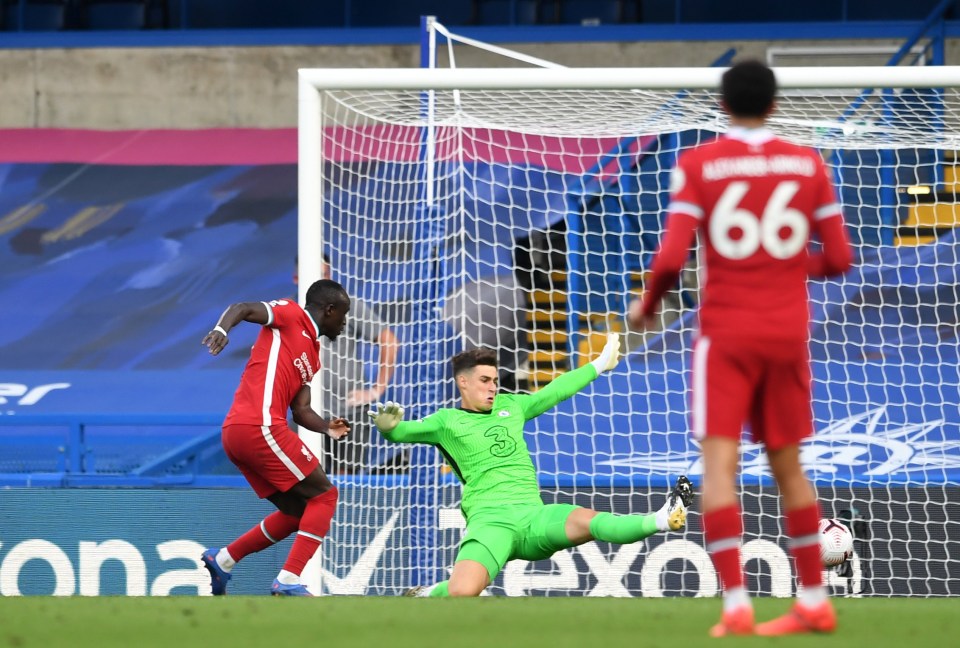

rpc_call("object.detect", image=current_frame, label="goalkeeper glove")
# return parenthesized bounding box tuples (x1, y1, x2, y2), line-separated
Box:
(368, 401, 405, 432)
(589, 332, 621, 375)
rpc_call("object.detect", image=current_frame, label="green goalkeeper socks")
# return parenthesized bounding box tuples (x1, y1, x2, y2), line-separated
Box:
(588, 512, 659, 544)
(427, 581, 449, 597)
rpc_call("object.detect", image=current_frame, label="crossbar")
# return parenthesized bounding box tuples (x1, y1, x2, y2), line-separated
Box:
(298, 65, 960, 91)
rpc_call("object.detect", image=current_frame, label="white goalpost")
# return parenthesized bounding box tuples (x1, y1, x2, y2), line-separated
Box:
(298, 64, 960, 597)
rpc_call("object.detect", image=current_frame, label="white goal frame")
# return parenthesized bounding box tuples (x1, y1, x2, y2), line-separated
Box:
(296, 65, 960, 597)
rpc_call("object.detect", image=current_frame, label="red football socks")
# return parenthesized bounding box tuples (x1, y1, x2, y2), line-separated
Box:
(703, 504, 745, 591)
(227, 510, 301, 562)
(786, 503, 823, 589)
(282, 487, 339, 576)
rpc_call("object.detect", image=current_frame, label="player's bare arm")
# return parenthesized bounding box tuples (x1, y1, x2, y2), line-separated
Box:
(346, 327, 399, 406)
(201, 301, 271, 355)
(291, 384, 350, 439)
(627, 211, 699, 331)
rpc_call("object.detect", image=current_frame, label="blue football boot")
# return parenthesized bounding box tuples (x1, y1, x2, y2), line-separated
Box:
(200, 548, 232, 596)
(271, 579, 314, 596)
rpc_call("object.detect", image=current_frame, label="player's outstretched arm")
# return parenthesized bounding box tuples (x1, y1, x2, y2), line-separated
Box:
(291, 384, 350, 439)
(369, 402, 443, 444)
(201, 301, 270, 356)
(519, 333, 621, 420)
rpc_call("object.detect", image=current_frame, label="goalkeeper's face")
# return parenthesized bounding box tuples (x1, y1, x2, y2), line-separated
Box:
(457, 365, 499, 412)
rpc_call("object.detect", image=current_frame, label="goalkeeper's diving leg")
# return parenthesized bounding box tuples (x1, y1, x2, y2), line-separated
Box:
(404, 476, 694, 597)
(563, 475, 694, 546)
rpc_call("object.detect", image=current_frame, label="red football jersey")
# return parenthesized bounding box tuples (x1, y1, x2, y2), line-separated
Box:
(224, 299, 322, 427)
(644, 126, 847, 341)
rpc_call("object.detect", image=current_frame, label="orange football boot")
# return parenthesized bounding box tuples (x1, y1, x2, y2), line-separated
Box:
(755, 600, 837, 636)
(709, 605, 755, 637)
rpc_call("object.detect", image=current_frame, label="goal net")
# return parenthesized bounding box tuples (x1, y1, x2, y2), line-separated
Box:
(299, 66, 960, 597)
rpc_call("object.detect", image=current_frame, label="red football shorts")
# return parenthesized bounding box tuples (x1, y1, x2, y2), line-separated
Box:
(221, 423, 320, 498)
(690, 335, 813, 450)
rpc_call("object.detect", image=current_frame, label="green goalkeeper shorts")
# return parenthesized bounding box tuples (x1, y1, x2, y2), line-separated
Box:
(456, 503, 580, 581)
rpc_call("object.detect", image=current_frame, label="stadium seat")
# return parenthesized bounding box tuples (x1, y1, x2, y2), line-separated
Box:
(473, 0, 540, 25)
(2, 0, 69, 31)
(81, 1, 147, 30)
(144, 0, 165, 28)
(559, 0, 622, 24)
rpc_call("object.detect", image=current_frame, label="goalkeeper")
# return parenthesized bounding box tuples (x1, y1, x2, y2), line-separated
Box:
(369, 334, 693, 597)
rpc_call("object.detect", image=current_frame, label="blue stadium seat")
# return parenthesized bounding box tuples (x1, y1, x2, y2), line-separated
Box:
(847, 0, 948, 21)
(559, 0, 622, 24)
(82, 1, 147, 30)
(676, 0, 842, 22)
(2, 0, 68, 31)
(473, 0, 540, 25)
(144, 0, 166, 28)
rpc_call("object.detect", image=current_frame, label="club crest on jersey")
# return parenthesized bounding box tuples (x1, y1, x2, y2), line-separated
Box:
(498, 410, 510, 417)
(301, 446, 314, 462)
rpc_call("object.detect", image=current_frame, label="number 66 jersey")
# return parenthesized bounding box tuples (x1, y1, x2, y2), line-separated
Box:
(640, 125, 853, 343)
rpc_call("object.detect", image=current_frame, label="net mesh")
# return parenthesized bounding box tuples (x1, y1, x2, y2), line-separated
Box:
(326, 87, 960, 146)
(310, 81, 960, 597)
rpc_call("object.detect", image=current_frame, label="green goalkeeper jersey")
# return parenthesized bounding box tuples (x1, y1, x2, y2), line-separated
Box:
(381, 363, 599, 518)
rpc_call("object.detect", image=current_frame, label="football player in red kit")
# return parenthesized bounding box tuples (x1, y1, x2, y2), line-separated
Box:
(200, 279, 351, 596)
(629, 60, 853, 636)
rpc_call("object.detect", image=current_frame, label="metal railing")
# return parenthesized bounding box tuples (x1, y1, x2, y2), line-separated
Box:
(0, 412, 237, 487)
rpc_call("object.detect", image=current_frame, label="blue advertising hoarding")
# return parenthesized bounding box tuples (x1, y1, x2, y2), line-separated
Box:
(2, 485, 957, 597)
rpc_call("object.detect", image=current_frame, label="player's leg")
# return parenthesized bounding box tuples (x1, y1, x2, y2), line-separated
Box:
(755, 442, 835, 635)
(226, 422, 338, 596)
(419, 517, 514, 597)
(561, 476, 694, 547)
(201, 424, 302, 595)
(271, 466, 338, 596)
(693, 337, 756, 636)
(437, 557, 492, 597)
(202, 503, 301, 595)
(754, 345, 835, 635)
(701, 436, 753, 636)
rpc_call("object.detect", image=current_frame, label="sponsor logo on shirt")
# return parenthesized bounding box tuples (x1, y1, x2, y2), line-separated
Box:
(293, 352, 316, 384)
(498, 410, 510, 417)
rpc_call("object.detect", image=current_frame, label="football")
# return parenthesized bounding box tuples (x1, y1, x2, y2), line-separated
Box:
(819, 518, 854, 567)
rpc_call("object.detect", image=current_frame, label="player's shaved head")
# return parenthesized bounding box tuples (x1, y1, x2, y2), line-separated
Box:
(721, 59, 777, 118)
(305, 279, 348, 308)
(452, 348, 498, 376)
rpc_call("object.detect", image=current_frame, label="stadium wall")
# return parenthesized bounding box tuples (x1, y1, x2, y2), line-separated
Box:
(3, 36, 960, 128)
(2, 485, 957, 597)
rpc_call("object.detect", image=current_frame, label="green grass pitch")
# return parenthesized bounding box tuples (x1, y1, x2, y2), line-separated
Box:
(0, 597, 957, 648)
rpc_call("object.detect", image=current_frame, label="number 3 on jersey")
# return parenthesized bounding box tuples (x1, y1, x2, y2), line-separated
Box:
(484, 425, 517, 458)
(709, 180, 809, 260)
